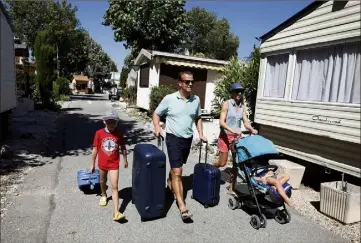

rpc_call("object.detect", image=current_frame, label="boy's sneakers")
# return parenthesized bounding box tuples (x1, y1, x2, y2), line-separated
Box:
(113, 211, 125, 221)
(99, 196, 107, 206)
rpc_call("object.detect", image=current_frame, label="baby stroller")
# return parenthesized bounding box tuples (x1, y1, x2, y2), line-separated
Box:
(228, 134, 292, 229)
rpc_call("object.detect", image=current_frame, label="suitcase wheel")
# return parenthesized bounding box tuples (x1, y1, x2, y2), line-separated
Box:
(204, 204, 209, 209)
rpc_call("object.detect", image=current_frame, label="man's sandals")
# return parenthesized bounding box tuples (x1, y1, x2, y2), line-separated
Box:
(167, 178, 193, 220)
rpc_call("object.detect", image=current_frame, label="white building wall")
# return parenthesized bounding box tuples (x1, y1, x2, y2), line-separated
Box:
(204, 70, 222, 113)
(136, 59, 160, 110)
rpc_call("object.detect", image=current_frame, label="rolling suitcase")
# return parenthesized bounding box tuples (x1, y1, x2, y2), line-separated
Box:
(192, 141, 221, 208)
(77, 169, 100, 192)
(132, 136, 166, 221)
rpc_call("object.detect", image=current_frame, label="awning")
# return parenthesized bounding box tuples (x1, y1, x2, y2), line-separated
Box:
(158, 57, 224, 71)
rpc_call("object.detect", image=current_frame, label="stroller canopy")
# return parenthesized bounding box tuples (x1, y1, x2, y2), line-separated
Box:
(235, 135, 279, 164)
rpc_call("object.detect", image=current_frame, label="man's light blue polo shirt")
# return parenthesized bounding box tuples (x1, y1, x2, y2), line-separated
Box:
(155, 91, 201, 138)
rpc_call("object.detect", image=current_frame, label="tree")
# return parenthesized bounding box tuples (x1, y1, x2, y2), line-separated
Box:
(242, 46, 261, 121)
(83, 31, 117, 76)
(212, 56, 245, 117)
(5, 0, 88, 78)
(34, 29, 57, 107)
(185, 7, 239, 60)
(212, 46, 261, 121)
(103, 0, 188, 55)
(119, 53, 135, 88)
(6, 0, 118, 84)
(4, 1, 51, 50)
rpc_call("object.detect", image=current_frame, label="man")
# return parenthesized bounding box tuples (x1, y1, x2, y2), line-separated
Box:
(153, 71, 207, 220)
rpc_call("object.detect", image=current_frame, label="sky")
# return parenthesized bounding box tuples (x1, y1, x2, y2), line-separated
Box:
(72, 1, 312, 71)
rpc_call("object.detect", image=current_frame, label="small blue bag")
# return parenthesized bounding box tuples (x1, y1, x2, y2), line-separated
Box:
(77, 169, 100, 190)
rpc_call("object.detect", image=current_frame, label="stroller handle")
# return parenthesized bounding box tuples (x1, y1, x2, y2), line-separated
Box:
(233, 130, 253, 143)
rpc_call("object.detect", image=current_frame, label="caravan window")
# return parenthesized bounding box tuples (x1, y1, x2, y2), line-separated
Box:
(292, 42, 360, 104)
(263, 53, 289, 98)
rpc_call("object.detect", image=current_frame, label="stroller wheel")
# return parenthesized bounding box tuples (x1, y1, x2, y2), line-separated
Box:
(228, 197, 239, 210)
(260, 214, 267, 228)
(237, 200, 243, 209)
(250, 215, 261, 230)
(275, 209, 291, 224)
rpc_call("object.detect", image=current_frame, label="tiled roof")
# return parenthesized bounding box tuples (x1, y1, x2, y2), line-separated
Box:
(73, 75, 89, 81)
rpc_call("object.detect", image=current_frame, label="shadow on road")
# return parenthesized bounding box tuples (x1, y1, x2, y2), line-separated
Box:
(119, 187, 132, 214)
(0, 97, 155, 176)
(43, 105, 155, 159)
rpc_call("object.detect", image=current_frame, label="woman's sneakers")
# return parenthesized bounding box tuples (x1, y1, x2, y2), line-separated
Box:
(113, 211, 125, 221)
(99, 196, 107, 206)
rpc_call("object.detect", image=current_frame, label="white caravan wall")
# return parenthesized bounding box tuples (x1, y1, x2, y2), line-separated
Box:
(261, 1, 361, 53)
(0, 11, 16, 113)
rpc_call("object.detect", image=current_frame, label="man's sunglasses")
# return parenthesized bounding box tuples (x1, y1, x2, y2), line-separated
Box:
(181, 79, 196, 85)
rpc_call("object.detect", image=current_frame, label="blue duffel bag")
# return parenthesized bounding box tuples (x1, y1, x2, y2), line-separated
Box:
(77, 169, 100, 191)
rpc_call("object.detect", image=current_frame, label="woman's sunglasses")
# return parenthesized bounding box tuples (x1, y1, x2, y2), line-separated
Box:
(232, 89, 245, 94)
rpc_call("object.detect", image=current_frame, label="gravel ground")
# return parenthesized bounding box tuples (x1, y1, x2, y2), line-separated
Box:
(0, 109, 61, 219)
(120, 101, 360, 243)
(292, 185, 360, 243)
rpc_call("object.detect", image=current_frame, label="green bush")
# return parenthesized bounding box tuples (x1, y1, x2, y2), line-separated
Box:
(121, 86, 137, 104)
(149, 85, 177, 115)
(53, 77, 71, 101)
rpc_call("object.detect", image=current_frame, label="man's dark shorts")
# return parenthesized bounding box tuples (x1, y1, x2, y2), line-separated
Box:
(166, 133, 193, 169)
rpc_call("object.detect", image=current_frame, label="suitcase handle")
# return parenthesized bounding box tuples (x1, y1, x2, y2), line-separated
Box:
(198, 140, 208, 164)
(157, 134, 164, 151)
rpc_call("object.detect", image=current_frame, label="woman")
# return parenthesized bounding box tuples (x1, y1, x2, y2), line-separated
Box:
(214, 82, 258, 196)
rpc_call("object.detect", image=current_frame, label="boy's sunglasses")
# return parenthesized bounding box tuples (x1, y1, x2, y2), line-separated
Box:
(105, 119, 117, 125)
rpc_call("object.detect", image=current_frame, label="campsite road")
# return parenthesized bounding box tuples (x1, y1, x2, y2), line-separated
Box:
(0, 94, 350, 243)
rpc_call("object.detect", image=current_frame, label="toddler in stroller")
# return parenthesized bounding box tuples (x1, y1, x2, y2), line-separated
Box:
(227, 133, 293, 229)
(253, 166, 295, 207)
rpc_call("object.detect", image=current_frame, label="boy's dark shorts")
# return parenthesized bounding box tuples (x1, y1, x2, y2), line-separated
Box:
(166, 133, 193, 169)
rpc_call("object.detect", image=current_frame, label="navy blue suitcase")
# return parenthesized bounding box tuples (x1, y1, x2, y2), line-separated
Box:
(132, 137, 166, 221)
(192, 142, 221, 208)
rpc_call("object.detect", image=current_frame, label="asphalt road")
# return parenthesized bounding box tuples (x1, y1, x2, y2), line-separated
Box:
(0, 94, 349, 243)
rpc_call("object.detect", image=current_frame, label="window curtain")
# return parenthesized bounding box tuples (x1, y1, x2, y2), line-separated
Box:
(263, 54, 289, 98)
(292, 42, 360, 104)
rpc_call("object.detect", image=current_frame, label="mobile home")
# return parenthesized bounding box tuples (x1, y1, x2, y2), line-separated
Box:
(255, 0, 360, 177)
(0, 2, 16, 142)
(133, 49, 228, 113)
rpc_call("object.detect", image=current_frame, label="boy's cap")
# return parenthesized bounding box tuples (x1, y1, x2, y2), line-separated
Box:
(103, 112, 118, 121)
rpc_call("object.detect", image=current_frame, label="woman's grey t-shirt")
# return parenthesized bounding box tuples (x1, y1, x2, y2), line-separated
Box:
(220, 99, 243, 134)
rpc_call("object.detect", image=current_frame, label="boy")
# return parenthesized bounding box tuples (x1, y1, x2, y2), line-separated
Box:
(90, 112, 128, 221)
